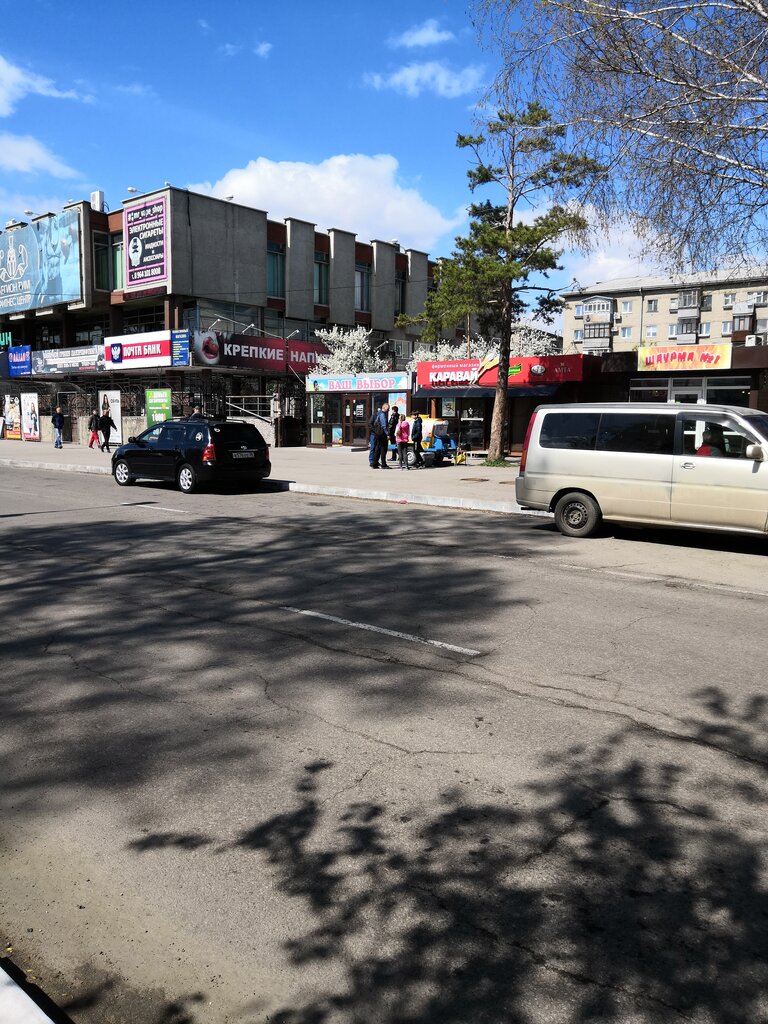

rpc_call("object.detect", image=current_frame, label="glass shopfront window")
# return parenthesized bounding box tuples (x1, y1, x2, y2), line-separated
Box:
(308, 394, 342, 445)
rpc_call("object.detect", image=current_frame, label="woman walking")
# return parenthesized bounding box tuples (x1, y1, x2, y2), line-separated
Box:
(396, 414, 410, 470)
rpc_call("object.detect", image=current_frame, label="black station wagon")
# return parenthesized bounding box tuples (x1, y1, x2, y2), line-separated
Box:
(112, 418, 271, 493)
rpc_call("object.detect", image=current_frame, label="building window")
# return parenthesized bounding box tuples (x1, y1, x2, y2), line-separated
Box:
(733, 315, 751, 332)
(621, 300, 633, 313)
(574, 303, 584, 318)
(723, 292, 736, 308)
(93, 232, 110, 291)
(646, 325, 657, 339)
(678, 290, 698, 309)
(722, 321, 733, 336)
(573, 329, 584, 342)
(699, 322, 711, 337)
(620, 326, 632, 339)
(313, 251, 329, 305)
(647, 298, 658, 313)
(111, 233, 124, 291)
(584, 323, 610, 339)
(584, 299, 611, 314)
(355, 261, 371, 311)
(747, 290, 768, 305)
(267, 242, 286, 298)
(395, 270, 406, 316)
(701, 294, 712, 312)
(668, 323, 678, 338)
(679, 318, 698, 336)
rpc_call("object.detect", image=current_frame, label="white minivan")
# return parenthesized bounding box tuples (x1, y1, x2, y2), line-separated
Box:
(515, 403, 768, 537)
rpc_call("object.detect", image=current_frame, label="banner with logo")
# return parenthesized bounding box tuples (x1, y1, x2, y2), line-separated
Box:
(0, 208, 82, 314)
(416, 354, 587, 389)
(193, 331, 328, 373)
(306, 372, 410, 392)
(3, 394, 21, 439)
(21, 392, 40, 441)
(98, 390, 123, 445)
(8, 345, 31, 377)
(637, 345, 732, 371)
(104, 330, 173, 369)
(145, 388, 172, 427)
(124, 196, 168, 290)
(31, 345, 106, 375)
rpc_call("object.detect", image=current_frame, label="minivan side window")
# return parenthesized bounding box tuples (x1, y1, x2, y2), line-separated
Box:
(596, 413, 675, 455)
(681, 417, 755, 459)
(539, 412, 600, 450)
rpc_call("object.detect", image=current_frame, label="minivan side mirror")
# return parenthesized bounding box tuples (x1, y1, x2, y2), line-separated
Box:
(746, 443, 765, 462)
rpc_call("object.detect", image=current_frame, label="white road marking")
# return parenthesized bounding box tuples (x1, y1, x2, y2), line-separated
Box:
(121, 502, 194, 515)
(558, 563, 768, 598)
(280, 605, 481, 657)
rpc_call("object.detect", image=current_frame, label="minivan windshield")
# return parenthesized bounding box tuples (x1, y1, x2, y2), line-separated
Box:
(743, 413, 768, 443)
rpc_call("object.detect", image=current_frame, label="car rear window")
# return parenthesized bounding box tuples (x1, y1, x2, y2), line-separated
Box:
(212, 422, 267, 447)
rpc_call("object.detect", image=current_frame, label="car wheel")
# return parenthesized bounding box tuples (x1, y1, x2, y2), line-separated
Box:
(553, 492, 602, 538)
(113, 459, 134, 486)
(177, 463, 197, 494)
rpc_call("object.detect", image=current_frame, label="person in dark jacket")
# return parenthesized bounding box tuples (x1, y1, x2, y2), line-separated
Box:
(371, 401, 390, 469)
(87, 409, 100, 449)
(387, 405, 399, 461)
(411, 411, 425, 467)
(189, 406, 204, 420)
(51, 406, 64, 449)
(99, 410, 117, 452)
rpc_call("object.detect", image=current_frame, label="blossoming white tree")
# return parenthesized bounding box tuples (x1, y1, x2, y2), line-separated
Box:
(313, 325, 388, 375)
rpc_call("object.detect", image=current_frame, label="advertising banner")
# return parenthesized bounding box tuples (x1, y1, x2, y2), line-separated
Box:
(98, 390, 123, 446)
(124, 196, 168, 290)
(171, 329, 190, 367)
(416, 354, 587, 389)
(21, 392, 40, 441)
(104, 330, 173, 370)
(306, 372, 410, 392)
(637, 345, 732, 371)
(8, 345, 31, 377)
(0, 208, 82, 314)
(193, 331, 328, 373)
(31, 345, 106, 375)
(3, 394, 21, 439)
(145, 388, 172, 427)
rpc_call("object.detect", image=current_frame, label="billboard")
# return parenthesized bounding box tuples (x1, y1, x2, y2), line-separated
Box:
(0, 208, 82, 314)
(8, 345, 31, 377)
(193, 331, 328, 373)
(31, 345, 106, 375)
(3, 395, 21, 439)
(21, 393, 40, 441)
(145, 388, 172, 427)
(637, 345, 732, 371)
(415, 354, 587, 389)
(124, 196, 168, 290)
(104, 330, 174, 369)
(98, 391, 123, 446)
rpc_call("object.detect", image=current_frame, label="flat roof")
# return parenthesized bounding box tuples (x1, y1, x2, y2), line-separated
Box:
(561, 267, 768, 299)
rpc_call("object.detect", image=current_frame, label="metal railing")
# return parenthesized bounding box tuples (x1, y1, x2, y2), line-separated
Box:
(226, 395, 273, 421)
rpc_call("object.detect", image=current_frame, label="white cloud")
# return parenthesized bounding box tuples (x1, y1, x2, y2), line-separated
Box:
(0, 133, 77, 178)
(0, 186, 79, 225)
(365, 61, 484, 99)
(391, 19, 455, 48)
(219, 43, 241, 58)
(197, 19, 211, 31)
(254, 42, 273, 58)
(0, 54, 81, 117)
(562, 224, 661, 289)
(115, 82, 155, 98)
(188, 153, 463, 252)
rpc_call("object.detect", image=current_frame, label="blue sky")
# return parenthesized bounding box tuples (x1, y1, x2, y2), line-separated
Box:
(0, 0, 645, 292)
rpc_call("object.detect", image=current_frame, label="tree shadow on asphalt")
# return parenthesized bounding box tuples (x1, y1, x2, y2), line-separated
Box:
(218, 693, 768, 1024)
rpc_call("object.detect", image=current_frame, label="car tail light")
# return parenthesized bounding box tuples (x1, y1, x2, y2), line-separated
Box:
(519, 412, 537, 476)
(202, 443, 216, 463)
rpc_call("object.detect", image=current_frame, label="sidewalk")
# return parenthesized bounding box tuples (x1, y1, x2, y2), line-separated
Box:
(0, 440, 540, 515)
(0, 962, 58, 1024)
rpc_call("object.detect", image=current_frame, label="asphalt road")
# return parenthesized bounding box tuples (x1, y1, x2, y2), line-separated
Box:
(1, 467, 768, 1024)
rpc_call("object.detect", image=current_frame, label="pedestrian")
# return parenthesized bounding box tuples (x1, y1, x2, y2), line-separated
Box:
(370, 401, 390, 469)
(87, 408, 100, 449)
(396, 413, 410, 470)
(368, 404, 381, 467)
(51, 406, 64, 449)
(411, 411, 424, 467)
(189, 405, 204, 420)
(99, 408, 117, 452)
(387, 405, 399, 461)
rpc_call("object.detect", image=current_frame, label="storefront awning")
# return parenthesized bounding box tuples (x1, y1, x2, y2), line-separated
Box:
(412, 385, 559, 399)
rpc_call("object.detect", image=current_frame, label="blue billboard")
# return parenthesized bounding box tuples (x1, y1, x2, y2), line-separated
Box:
(0, 208, 82, 314)
(8, 345, 31, 377)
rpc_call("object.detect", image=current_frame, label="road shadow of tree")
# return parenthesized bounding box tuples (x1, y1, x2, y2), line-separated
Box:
(232, 692, 768, 1024)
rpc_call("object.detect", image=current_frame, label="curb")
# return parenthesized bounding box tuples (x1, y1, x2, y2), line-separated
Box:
(0, 961, 59, 1023)
(0, 457, 549, 518)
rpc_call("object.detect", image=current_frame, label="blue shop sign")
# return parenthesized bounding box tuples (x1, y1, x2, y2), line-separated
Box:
(171, 329, 190, 367)
(8, 345, 31, 377)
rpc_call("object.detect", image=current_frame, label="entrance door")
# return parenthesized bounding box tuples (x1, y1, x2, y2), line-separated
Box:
(343, 396, 370, 445)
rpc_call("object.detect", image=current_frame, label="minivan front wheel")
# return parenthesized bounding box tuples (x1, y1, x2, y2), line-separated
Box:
(177, 463, 198, 494)
(554, 492, 602, 538)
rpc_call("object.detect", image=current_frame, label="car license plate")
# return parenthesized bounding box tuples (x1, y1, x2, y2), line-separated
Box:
(232, 451, 255, 459)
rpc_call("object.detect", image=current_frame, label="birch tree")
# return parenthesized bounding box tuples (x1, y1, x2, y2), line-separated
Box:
(475, 0, 768, 266)
(313, 325, 388, 375)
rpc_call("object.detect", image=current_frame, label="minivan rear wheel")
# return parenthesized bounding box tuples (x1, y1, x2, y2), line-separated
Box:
(554, 492, 602, 538)
(177, 463, 198, 494)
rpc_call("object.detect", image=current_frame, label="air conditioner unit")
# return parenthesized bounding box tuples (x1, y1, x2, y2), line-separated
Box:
(614, 314, 622, 323)
(745, 334, 764, 346)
